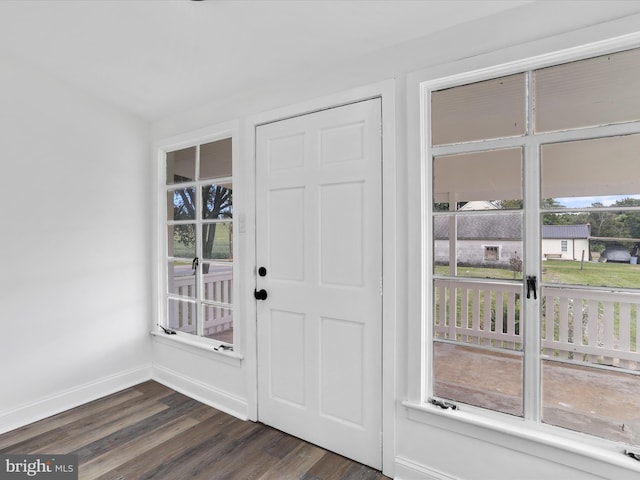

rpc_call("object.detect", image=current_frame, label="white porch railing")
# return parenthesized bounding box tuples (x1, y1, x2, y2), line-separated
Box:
(170, 270, 233, 337)
(542, 286, 639, 369)
(434, 279, 640, 370)
(434, 278, 522, 350)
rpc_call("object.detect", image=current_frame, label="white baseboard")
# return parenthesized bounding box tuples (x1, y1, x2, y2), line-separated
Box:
(395, 457, 460, 480)
(152, 364, 248, 420)
(0, 364, 153, 435)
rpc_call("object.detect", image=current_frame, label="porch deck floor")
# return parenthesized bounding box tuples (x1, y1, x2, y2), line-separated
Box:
(434, 342, 640, 446)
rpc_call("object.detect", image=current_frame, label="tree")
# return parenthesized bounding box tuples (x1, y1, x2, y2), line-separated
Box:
(172, 184, 233, 267)
(495, 199, 523, 210)
(173, 187, 196, 251)
(587, 198, 640, 239)
(612, 198, 640, 239)
(202, 185, 233, 263)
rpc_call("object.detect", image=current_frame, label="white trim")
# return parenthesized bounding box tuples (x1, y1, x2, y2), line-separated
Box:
(0, 365, 152, 435)
(380, 79, 398, 480)
(246, 79, 397, 478)
(395, 456, 459, 480)
(152, 363, 248, 420)
(154, 121, 238, 154)
(150, 330, 243, 366)
(403, 401, 640, 478)
(249, 82, 392, 128)
(422, 31, 640, 93)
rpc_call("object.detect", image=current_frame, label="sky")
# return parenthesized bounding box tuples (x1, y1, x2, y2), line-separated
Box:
(555, 194, 640, 208)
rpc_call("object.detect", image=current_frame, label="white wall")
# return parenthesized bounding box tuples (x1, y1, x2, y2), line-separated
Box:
(4, 3, 640, 478)
(154, 2, 640, 480)
(542, 238, 590, 260)
(0, 55, 152, 433)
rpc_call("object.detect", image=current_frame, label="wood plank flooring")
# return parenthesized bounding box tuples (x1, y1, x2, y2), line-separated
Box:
(0, 381, 390, 480)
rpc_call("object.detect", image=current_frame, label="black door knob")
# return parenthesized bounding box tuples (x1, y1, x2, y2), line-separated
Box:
(258, 267, 267, 277)
(254, 289, 268, 301)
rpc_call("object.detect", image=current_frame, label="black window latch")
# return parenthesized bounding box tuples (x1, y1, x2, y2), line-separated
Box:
(526, 275, 537, 300)
(214, 344, 233, 352)
(157, 324, 177, 335)
(625, 449, 640, 462)
(429, 397, 458, 410)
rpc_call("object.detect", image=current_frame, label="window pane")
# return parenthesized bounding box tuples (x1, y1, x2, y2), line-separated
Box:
(434, 213, 523, 280)
(433, 275, 524, 416)
(200, 138, 232, 180)
(202, 262, 234, 344)
(168, 187, 196, 221)
(541, 220, 591, 265)
(431, 73, 526, 146)
(202, 304, 233, 344)
(434, 279, 523, 350)
(166, 146, 196, 184)
(541, 134, 640, 209)
(433, 341, 523, 416)
(202, 183, 233, 220)
(202, 222, 232, 261)
(167, 261, 195, 298)
(167, 297, 197, 335)
(541, 288, 640, 445)
(201, 263, 233, 304)
(433, 148, 522, 211)
(542, 212, 640, 287)
(168, 224, 195, 259)
(535, 48, 640, 133)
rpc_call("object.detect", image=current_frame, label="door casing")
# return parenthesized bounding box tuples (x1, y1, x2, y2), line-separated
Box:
(245, 81, 397, 477)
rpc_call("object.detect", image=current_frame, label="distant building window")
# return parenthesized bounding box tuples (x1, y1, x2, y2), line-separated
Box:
(561, 240, 568, 252)
(485, 246, 499, 261)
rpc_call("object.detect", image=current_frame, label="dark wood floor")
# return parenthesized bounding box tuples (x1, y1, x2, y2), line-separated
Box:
(0, 381, 390, 480)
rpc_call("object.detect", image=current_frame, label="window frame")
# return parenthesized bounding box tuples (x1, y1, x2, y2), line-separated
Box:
(155, 124, 241, 356)
(484, 245, 499, 261)
(407, 35, 640, 463)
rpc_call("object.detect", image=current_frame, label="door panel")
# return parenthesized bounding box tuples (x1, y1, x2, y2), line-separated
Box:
(320, 316, 365, 425)
(269, 309, 306, 407)
(320, 181, 365, 286)
(256, 98, 382, 469)
(268, 187, 305, 281)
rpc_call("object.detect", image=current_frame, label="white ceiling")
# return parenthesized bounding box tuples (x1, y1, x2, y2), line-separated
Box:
(0, 0, 535, 120)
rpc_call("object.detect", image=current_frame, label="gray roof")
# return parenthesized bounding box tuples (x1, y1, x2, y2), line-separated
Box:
(542, 224, 591, 239)
(434, 215, 590, 240)
(434, 213, 522, 240)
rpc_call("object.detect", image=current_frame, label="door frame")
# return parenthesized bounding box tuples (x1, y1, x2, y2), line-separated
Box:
(244, 80, 397, 477)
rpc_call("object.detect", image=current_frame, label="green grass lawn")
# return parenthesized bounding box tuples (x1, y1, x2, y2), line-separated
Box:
(436, 260, 640, 289)
(435, 265, 521, 281)
(542, 259, 640, 288)
(172, 223, 232, 260)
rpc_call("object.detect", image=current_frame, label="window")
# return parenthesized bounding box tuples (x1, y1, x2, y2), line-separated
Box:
(163, 138, 234, 346)
(484, 246, 499, 261)
(424, 46, 640, 447)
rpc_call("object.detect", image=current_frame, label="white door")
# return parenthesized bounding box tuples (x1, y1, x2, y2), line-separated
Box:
(256, 99, 382, 469)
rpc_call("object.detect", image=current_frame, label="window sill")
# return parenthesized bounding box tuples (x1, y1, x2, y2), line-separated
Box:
(402, 401, 640, 474)
(150, 330, 243, 367)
